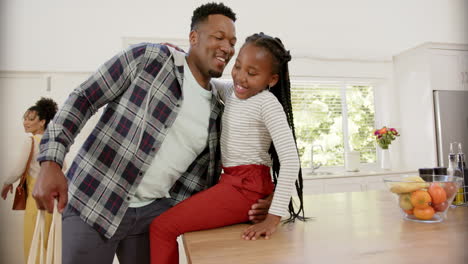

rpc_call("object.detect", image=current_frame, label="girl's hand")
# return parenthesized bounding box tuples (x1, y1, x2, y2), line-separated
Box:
(1, 184, 13, 200)
(242, 214, 281, 240)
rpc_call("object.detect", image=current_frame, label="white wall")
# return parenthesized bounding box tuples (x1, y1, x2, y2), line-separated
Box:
(0, 0, 467, 263)
(1, 0, 467, 72)
(0, 72, 92, 264)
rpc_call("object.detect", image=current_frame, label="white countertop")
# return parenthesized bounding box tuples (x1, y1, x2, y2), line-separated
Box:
(303, 169, 418, 180)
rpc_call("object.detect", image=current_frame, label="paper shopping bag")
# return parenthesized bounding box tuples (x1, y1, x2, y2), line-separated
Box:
(27, 200, 62, 264)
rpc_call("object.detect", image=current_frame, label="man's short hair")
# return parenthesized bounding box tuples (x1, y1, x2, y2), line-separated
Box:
(190, 2, 237, 30)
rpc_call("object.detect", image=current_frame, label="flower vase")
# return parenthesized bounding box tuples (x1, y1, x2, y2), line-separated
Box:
(381, 148, 392, 170)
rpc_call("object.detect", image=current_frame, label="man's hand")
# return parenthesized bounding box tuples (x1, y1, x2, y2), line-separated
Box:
(242, 214, 281, 240)
(1, 184, 13, 200)
(32, 161, 68, 213)
(248, 194, 273, 223)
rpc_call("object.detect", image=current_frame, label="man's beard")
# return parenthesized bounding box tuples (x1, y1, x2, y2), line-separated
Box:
(208, 69, 223, 78)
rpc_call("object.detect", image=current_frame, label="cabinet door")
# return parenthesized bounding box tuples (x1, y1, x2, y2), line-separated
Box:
(365, 175, 400, 191)
(364, 173, 418, 191)
(322, 178, 364, 193)
(365, 176, 387, 191)
(303, 180, 324, 195)
(430, 50, 468, 91)
(461, 54, 468, 90)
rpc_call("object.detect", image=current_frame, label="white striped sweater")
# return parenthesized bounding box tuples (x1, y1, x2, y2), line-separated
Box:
(216, 83, 300, 217)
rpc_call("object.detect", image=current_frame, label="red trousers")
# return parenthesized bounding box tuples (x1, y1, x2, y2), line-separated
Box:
(149, 164, 274, 264)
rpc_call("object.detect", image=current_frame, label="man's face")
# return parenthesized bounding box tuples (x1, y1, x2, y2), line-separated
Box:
(189, 14, 236, 81)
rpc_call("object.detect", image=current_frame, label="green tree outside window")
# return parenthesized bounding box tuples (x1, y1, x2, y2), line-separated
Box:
(291, 81, 376, 168)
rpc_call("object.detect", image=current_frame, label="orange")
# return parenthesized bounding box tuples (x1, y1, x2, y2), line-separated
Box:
(428, 183, 447, 205)
(404, 209, 414, 215)
(413, 206, 435, 220)
(410, 190, 432, 209)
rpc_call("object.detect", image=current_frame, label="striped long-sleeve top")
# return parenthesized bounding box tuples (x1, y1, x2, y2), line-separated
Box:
(217, 83, 300, 217)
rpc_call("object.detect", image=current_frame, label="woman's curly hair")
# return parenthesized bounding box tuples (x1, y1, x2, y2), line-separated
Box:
(27, 97, 58, 128)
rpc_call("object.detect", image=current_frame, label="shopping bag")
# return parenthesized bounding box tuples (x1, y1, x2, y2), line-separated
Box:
(12, 137, 34, 210)
(12, 178, 27, 210)
(27, 199, 62, 264)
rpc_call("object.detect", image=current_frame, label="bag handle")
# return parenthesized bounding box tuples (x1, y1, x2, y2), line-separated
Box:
(46, 199, 62, 264)
(27, 208, 45, 264)
(27, 199, 62, 264)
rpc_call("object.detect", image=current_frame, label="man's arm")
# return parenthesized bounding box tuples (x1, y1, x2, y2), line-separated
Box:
(33, 44, 148, 213)
(33, 161, 68, 213)
(248, 194, 273, 223)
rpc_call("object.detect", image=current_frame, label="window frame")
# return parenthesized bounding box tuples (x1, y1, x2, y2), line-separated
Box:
(290, 76, 386, 174)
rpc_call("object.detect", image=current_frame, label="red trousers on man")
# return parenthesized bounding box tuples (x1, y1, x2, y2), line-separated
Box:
(149, 164, 274, 264)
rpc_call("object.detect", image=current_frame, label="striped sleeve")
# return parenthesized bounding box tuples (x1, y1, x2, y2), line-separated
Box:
(261, 95, 300, 217)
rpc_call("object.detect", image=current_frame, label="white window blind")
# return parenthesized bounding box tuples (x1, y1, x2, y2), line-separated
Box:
(291, 80, 376, 168)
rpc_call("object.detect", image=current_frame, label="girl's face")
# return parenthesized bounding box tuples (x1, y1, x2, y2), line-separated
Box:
(23, 110, 45, 135)
(231, 43, 278, 100)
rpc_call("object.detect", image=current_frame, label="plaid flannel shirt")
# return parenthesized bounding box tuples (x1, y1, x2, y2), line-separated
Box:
(38, 43, 223, 239)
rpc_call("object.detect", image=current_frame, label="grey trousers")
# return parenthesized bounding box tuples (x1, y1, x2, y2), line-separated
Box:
(62, 198, 173, 264)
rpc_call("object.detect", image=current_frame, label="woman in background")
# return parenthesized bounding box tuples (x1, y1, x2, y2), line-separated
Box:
(1, 97, 59, 261)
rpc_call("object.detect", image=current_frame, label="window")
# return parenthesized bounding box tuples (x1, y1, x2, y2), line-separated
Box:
(291, 80, 376, 169)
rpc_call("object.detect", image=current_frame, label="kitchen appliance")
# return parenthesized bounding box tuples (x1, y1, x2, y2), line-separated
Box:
(433, 90, 468, 167)
(434, 90, 468, 206)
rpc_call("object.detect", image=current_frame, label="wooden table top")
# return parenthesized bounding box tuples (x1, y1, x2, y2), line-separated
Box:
(182, 191, 468, 264)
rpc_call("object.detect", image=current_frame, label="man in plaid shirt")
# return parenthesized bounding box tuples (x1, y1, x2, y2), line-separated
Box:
(32, 3, 271, 264)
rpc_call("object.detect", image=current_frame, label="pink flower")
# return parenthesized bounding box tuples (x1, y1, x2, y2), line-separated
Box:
(389, 128, 399, 136)
(373, 126, 400, 149)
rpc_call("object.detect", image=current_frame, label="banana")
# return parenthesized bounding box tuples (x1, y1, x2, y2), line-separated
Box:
(389, 176, 429, 194)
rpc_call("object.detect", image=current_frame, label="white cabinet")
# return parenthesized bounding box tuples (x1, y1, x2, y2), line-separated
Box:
(362, 174, 403, 191)
(430, 49, 468, 91)
(322, 177, 364, 193)
(303, 171, 417, 195)
(393, 43, 468, 169)
(303, 180, 324, 195)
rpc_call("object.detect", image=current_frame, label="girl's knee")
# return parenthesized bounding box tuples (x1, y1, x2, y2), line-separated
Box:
(150, 217, 164, 235)
(150, 215, 178, 237)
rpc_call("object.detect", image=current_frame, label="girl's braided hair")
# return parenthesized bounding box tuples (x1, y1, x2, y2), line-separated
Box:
(244, 33, 306, 222)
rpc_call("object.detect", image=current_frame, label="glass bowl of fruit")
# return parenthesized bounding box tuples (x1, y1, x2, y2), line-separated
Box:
(383, 175, 463, 223)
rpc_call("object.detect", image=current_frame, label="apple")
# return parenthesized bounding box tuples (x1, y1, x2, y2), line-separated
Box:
(433, 201, 449, 212)
(399, 193, 414, 210)
(443, 182, 458, 199)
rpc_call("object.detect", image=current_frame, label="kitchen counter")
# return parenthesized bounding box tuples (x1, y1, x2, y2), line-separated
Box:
(182, 191, 467, 264)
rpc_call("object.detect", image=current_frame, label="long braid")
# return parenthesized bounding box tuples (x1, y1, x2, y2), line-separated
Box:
(245, 33, 306, 222)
